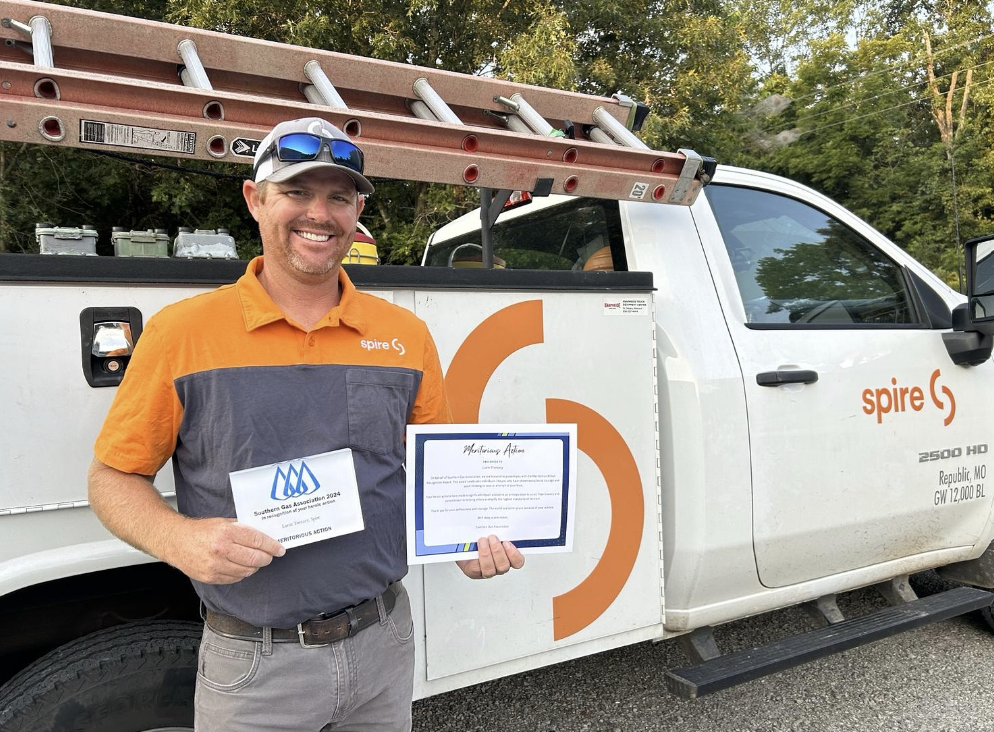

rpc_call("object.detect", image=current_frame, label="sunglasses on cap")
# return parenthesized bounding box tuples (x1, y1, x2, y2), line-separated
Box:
(254, 133, 365, 175)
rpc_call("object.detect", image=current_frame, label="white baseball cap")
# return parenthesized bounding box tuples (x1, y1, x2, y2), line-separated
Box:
(252, 117, 374, 194)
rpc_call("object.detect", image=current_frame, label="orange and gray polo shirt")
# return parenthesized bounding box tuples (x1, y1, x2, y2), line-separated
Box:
(95, 257, 450, 627)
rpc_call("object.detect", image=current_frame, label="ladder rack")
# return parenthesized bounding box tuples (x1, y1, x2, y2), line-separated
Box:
(0, 0, 714, 205)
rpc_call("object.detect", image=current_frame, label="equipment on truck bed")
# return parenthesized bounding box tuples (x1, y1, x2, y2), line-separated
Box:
(111, 228, 170, 258)
(34, 223, 98, 256)
(172, 227, 237, 259)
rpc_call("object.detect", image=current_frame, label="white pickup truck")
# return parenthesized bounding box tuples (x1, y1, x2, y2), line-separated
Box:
(3, 2, 994, 728)
(3, 161, 994, 730)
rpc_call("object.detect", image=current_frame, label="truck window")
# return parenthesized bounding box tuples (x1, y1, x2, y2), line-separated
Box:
(426, 198, 627, 271)
(705, 185, 918, 326)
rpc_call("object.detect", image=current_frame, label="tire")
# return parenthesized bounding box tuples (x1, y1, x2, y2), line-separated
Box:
(0, 620, 201, 732)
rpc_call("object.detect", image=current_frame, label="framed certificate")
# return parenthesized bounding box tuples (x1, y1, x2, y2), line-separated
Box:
(406, 424, 577, 564)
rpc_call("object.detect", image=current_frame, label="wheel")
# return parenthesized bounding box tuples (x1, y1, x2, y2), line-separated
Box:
(0, 620, 200, 732)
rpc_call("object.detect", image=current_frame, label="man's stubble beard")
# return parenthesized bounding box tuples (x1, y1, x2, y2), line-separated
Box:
(266, 217, 353, 277)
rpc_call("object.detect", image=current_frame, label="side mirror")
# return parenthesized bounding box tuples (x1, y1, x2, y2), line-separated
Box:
(968, 236, 994, 329)
(944, 236, 994, 366)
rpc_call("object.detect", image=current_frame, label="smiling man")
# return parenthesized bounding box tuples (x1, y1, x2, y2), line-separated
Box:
(87, 117, 523, 731)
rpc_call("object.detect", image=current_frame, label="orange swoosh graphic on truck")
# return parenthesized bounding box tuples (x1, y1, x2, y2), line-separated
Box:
(444, 300, 544, 423)
(444, 300, 645, 640)
(929, 368, 956, 427)
(547, 398, 644, 640)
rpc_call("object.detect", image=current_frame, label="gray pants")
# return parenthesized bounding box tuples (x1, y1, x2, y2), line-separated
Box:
(195, 583, 415, 731)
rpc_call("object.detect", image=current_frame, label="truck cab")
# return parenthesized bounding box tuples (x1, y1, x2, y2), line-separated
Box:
(423, 165, 994, 636)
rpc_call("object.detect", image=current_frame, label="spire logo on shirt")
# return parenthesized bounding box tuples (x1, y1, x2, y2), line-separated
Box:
(360, 337, 406, 356)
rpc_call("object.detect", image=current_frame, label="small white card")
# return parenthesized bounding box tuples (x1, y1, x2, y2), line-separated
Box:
(229, 448, 365, 549)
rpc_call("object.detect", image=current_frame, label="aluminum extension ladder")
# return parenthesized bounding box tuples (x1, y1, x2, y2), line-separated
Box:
(0, 0, 713, 207)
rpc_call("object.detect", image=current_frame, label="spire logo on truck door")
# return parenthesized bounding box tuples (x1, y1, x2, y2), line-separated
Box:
(861, 369, 956, 426)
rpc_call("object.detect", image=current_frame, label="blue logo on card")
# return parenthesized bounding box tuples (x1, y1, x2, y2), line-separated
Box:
(271, 460, 321, 501)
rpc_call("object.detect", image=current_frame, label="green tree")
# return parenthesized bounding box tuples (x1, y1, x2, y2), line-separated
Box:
(564, 0, 754, 156)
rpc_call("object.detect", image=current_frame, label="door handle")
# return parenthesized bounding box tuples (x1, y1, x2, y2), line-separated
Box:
(756, 370, 819, 386)
(80, 307, 143, 388)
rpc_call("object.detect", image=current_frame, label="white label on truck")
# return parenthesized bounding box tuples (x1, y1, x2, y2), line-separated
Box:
(629, 182, 649, 199)
(603, 297, 649, 316)
(80, 120, 196, 154)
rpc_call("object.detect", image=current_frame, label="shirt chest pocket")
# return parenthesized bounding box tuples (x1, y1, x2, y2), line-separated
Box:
(346, 369, 415, 456)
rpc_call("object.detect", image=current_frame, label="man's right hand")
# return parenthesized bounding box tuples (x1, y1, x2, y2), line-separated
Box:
(167, 518, 286, 585)
(88, 458, 285, 586)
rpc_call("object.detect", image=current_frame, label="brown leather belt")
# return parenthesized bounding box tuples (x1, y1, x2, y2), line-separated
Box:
(205, 583, 398, 648)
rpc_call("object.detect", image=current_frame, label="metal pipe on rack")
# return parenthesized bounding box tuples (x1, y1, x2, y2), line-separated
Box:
(412, 78, 462, 124)
(303, 60, 347, 108)
(177, 39, 213, 90)
(591, 106, 648, 149)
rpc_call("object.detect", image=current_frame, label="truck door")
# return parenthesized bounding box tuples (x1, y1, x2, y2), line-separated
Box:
(693, 173, 993, 588)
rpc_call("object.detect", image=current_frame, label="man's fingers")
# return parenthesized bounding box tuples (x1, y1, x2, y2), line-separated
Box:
(229, 523, 286, 557)
(225, 541, 279, 570)
(179, 519, 286, 585)
(488, 535, 511, 574)
(476, 536, 497, 578)
(503, 541, 525, 570)
(457, 537, 524, 580)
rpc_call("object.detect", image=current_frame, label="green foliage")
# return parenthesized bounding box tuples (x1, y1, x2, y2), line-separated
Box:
(746, 1, 994, 289)
(497, 4, 577, 90)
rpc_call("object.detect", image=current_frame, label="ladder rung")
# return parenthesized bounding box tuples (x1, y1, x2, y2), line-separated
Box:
(593, 106, 648, 149)
(588, 127, 618, 145)
(408, 99, 438, 122)
(2, 14, 52, 67)
(496, 94, 562, 137)
(302, 60, 347, 109)
(177, 39, 212, 90)
(485, 110, 533, 135)
(412, 77, 461, 125)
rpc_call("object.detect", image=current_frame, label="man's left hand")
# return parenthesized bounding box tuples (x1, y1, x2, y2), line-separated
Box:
(457, 535, 525, 579)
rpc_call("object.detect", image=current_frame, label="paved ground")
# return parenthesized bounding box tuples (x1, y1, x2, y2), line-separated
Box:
(412, 573, 994, 732)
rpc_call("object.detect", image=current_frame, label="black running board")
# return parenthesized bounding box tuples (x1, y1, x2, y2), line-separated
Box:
(665, 586, 993, 699)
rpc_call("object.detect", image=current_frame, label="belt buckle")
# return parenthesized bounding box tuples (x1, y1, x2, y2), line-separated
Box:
(297, 622, 330, 649)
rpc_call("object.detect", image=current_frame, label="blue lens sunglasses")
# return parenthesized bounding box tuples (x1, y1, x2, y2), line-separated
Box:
(254, 133, 364, 176)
